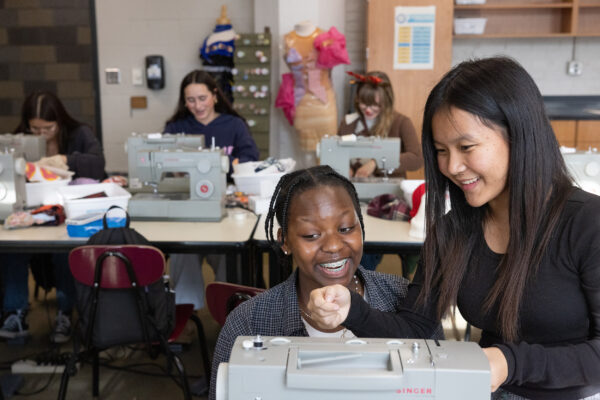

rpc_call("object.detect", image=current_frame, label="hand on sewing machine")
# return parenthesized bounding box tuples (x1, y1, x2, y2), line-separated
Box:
(354, 159, 377, 178)
(307, 284, 351, 329)
(483, 347, 508, 392)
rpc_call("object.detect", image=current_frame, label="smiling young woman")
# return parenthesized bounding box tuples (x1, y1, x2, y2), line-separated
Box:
(207, 165, 442, 400)
(308, 57, 600, 400)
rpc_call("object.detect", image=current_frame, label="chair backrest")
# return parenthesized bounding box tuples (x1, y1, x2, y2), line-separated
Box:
(206, 282, 265, 326)
(68, 245, 173, 349)
(69, 245, 165, 288)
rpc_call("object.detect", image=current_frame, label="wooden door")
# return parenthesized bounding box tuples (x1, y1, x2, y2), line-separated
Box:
(367, 0, 454, 179)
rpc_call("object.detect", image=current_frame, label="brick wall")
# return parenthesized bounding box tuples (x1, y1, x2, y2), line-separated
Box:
(0, 0, 95, 134)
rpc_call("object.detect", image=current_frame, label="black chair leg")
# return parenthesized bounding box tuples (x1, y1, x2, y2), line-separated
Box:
(171, 353, 192, 400)
(190, 314, 211, 377)
(92, 350, 99, 398)
(57, 350, 79, 400)
(189, 314, 210, 396)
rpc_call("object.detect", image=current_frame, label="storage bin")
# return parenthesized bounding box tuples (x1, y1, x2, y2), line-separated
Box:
(454, 18, 487, 35)
(65, 212, 127, 238)
(232, 172, 284, 197)
(57, 183, 131, 219)
(25, 179, 70, 207)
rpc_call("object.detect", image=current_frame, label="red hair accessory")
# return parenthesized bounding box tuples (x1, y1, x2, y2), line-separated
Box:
(346, 71, 384, 85)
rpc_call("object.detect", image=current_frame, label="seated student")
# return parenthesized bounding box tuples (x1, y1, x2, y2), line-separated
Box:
(338, 71, 423, 178)
(309, 57, 600, 399)
(339, 71, 424, 271)
(163, 70, 259, 310)
(0, 91, 106, 343)
(208, 165, 441, 400)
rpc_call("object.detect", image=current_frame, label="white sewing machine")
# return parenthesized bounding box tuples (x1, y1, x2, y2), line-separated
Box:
(0, 133, 46, 162)
(126, 133, 229, 221)
(562, 147, 600, 195)
(0, 151, 27, 221)
(217, 336, 490, 400)
(317, 135, 403, 200)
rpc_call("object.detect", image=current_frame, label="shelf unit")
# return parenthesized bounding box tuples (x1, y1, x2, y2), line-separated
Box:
(454, 0, 600, 38)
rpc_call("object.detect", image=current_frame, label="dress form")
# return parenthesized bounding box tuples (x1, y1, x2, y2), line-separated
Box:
(284, 22, 338, 152)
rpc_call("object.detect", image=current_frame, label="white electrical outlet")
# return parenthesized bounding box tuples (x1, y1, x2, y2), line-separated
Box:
(567, 60, 583, 76)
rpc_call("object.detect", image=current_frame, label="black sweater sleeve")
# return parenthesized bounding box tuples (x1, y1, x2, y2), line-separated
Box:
(66, 125, 106, 180)
(497, 194, 600, 391)
(343, 265, 440, 339)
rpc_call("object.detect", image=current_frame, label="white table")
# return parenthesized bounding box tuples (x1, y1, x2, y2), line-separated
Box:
(0, 210, 260, 284)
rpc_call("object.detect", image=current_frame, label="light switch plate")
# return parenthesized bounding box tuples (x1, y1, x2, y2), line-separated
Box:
(105, 68, 121, 84)
(132, 68, 144, 86)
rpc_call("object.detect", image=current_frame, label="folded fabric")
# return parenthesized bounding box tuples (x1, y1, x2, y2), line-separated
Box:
(410, 183, 426, 219)
(367, 194, 411, 222)
(26, 162, 60, 182)
(313, 26, 350, 69)
(30, 204, 66, 226)
(103, 175, 128, 187)
(3, 211, 35, 229)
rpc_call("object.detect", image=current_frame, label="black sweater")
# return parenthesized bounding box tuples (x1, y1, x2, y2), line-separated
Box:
(344, 188, 600, 400)
(65, 125, 106, 180)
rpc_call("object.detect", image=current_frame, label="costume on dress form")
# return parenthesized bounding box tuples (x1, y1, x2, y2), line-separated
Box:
(200, 23, 236, 103)
(275, 26, 350, 151)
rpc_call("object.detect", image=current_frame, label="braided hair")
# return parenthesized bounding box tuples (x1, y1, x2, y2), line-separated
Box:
(265, 165, 365, 271)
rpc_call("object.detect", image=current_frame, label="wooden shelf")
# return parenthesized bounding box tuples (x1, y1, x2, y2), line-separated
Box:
(453, 0, 600, 37)
(455, 3, 572, 9)
(454, 33, 574, 38)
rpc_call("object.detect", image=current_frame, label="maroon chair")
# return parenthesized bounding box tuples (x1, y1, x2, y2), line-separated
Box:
(58, 245, 210, 399)
(206, 282, 265, 326)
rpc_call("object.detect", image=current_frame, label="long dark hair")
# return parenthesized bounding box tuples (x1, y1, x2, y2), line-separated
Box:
(265, 165, 365, 271)
(419, 57, 574, 341)
(15, 91, 84, 154)
(166, 69, 245, 124)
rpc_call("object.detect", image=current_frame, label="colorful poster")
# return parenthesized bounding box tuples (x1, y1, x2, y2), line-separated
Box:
(393, 6, 435, 70)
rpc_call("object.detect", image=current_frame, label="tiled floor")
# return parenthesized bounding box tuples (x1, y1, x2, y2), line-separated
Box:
(0, 254, 477, 399)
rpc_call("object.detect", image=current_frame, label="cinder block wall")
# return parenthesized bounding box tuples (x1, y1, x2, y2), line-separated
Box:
(0, 0, 95, 134)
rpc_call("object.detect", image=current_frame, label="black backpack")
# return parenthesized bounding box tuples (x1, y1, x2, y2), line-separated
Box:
(73, 206, 175, 348)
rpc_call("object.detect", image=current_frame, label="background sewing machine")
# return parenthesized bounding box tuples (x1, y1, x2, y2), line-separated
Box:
(126, 133, 229, 221)
(0, 133, 46, 162)
(317, 135, 403, 200)
(562, 148, 600, 195)
(0, 151, 27, 221)
(127, 133, 205, 193)
(217, 336, 490, 400)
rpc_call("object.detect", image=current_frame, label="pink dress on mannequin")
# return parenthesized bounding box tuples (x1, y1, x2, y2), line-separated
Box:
(276, 22, 349, 151)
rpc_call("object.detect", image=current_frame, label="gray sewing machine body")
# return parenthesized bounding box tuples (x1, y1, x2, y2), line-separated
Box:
(0, 133, 46, 162)
(217, 336, 490, 400)
(0, 152, 27, 221)
(317, 135, 403, 200)
(562, 149, 600, 195)
(126, 133, 228, 221)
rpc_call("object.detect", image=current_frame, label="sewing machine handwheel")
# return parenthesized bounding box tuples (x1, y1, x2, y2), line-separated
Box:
(14, 158, 26, 175)
(221, 156, 230, 174)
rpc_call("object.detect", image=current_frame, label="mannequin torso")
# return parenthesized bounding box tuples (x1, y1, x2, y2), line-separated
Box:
(283, 23, 337, 151)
